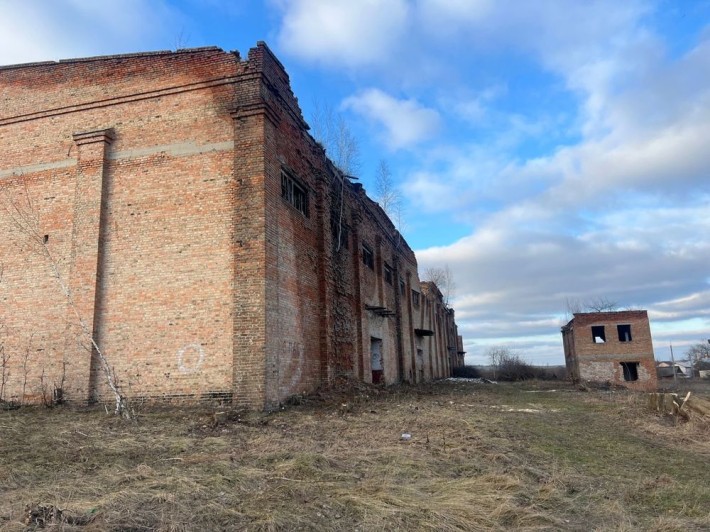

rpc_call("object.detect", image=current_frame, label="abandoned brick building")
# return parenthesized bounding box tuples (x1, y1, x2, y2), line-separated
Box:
(0, 43, 464, 409)
(561, 310, 657, 390)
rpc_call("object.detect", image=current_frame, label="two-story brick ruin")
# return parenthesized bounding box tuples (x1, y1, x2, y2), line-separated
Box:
(561, 310, 657, 390)
(0, 43, 463, 409)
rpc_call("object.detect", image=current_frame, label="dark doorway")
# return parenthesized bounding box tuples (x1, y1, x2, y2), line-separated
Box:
(371, 337, 383, 384)
(620, 361, 639, 381)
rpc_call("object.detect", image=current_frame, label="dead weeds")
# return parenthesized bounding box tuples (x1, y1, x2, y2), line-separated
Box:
(1, 380, 709, 531)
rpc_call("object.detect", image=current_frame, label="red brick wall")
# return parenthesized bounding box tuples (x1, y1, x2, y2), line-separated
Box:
(564, 311, 657, 391)
(0, 43, 462, 409)
(1, 48, 243, 404)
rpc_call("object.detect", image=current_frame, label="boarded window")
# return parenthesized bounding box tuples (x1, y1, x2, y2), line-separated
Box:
(362, 243, 374, 270)
(281, 170, 309, 216)
(592, 325, 606, 343)
(620, 361, 639, 381)
(617, 324, 632, 342)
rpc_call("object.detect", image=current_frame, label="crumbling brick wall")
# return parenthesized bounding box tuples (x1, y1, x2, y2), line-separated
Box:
(561, 310, 657, 391)
(0, 43, 463, 409)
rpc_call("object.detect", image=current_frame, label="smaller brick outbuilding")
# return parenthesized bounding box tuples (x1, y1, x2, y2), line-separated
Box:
(561, 310, 657, 390)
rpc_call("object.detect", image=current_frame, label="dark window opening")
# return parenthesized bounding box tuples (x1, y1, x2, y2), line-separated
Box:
(620, 361, 639, 381)
(43, 235, 49, 244)
(362, 243, 374, 270)
(592, 325, 606, 343)
(281, 170, 309, 217)
(617, 324, 632, 342)
(399, 277, 406, 296)
(412, 290, 420, 308)
(384, 263, 394, 285)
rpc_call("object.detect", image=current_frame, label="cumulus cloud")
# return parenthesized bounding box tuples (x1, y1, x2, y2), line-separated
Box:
(419, 193, 710, 363)
(342, 89, 442, 150)
(274, 0, 409, 68)
(0, 0, 182, 66)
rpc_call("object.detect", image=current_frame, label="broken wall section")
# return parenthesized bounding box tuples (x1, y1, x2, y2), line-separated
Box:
(561, 310, 657, 391)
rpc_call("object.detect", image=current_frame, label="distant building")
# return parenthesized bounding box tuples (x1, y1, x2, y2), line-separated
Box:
(561, 310, 657, 390)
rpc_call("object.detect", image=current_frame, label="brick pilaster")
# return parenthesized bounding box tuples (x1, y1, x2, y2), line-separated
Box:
(65, 128, 114, 402)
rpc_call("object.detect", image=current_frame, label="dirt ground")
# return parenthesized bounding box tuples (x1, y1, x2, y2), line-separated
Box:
(1, 379, 709, 531)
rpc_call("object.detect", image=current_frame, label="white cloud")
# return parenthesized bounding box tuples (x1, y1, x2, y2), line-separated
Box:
(343, 89, 441, 150)
(0, 0, 182, 66)
(274, 0, 410, 68)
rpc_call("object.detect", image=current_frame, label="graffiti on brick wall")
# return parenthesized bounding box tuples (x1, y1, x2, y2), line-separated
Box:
(177, 343, 204, 374)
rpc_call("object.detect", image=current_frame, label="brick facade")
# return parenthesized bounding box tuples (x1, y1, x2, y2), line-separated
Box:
(561, 310, 657, 391)
(0, 43, 462, 409)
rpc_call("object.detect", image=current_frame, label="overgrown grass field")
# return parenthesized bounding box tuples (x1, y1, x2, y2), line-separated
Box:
(1, 380, 708, 531)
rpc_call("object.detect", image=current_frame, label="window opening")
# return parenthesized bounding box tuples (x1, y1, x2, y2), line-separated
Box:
(620, 361, 639, 381)
(281, 170, 309, 216)
(362, 243, 374, 270)
(399, 277, 406, 296)
(384, 263, 394, 285)
(592, 325, 606, 343)
(617, 324, 632, 342)
(412, 290, 420, 308)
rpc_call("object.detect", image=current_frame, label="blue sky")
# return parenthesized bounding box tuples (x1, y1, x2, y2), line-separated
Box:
(1, 0, 709, 365)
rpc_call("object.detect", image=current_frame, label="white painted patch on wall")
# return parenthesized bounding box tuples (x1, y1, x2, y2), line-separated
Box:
(177, 343, 205, 374)
(281, 340, 305, 393)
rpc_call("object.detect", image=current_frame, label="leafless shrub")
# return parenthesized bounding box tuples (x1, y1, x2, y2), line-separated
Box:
(20, 333, 33, 404)
(310, 100, 360, 175)
(3, 182, 131, 418)
(423, 265, 456, 307)
(487, 347, 536, 381)
(0, 334, 9, 402)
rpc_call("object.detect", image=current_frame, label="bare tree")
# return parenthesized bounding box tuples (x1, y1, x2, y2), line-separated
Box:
(310, 100, 360, 175)
(3, 185, 131, 418)
(564, 296, 618, 320)
(173, 27, 191, 50)
(0, 321, 9, 403)
(585, 297, 618, 312)
(423, 265, 456, 307)
(487, 346, 509, 380)
(374, 160, 401, 217)
(564, 297, 583, 317)
(687, 342, 710, 365)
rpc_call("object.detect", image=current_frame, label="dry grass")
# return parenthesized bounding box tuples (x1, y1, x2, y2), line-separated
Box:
(1, 380, 709, 531)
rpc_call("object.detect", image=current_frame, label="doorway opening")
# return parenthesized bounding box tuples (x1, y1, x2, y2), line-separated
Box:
(371, 337, 383, 384)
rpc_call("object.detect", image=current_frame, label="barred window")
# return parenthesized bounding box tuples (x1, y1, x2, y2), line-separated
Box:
(281, 170, 309, 217)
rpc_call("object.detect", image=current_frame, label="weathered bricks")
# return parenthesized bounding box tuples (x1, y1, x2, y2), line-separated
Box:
(0, 43, 462, 409)
(561, 310, 657, 391)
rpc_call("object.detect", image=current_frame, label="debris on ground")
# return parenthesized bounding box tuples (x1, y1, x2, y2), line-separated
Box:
(446, 378, 498, 384)
(648, 392, 710, 421)
(24, 504, 94, 528)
